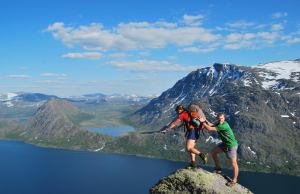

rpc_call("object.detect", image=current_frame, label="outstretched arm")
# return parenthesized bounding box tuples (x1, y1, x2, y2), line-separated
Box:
(161, 119, 181, 133)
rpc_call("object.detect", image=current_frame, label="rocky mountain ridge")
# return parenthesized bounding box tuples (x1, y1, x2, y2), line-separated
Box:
(131, 59, 300, 175)
(0, 92, 152, 108)
(18, 99, 109, 151)
(23, 99, 81, 138)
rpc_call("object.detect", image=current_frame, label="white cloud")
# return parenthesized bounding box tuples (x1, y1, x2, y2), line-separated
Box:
(271, 24, 284, 31)
(46, 14, 300, 55)
(286, 37, 300, 44)
(116, 23, 218, 48)
(182, 14, 204, 26)
(41, 73, 68, 77)
(46, 19, 219, 51)
(225, 20, 255, 29)
(254, 24, 268, 30)
(271, 12, 288, 19)
(62, 52, 102, 59)
(109, 53, 127, 59)
(225, 33, 255, 43)
(180, 47, 215, 53)
(257, 31, 279, 44)
(108, 60, 196, 72)
(36, 80, 61, 84)
(123, 21, 177, 28)
(224, 41, 252, 50)
(222, 30, 282, 49)
(7, 74, 31, 79)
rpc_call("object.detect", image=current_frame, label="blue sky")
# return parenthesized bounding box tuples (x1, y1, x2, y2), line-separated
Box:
(1, 0, 300, 97)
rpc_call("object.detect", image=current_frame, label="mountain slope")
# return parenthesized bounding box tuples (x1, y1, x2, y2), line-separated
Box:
(131, 60, 300, 175)
(24, 99, 81, 138)
(18, 99, 109, 151)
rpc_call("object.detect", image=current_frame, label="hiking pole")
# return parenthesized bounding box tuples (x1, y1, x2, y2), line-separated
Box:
(140, 125, 168, 135)
(140, 130, 163, 134)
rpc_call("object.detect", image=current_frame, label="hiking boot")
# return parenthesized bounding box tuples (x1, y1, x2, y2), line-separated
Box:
(199, 153, 208, 164)
(213, 168, 222, 174)
(226, 180, 237, 187)
(186, 161, 197, 169)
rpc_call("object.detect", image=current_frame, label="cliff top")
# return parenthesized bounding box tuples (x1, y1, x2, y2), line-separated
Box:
(150, 168, 253, 194)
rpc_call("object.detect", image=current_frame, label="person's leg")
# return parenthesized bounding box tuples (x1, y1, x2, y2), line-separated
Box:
(186, 130, 207, 165)
(186, 139, 197, 166)
(186, 139, 201, 155)
(210, 146, 223, 170)
(226, 146, 239, 183)
(230, 158, 239, 183)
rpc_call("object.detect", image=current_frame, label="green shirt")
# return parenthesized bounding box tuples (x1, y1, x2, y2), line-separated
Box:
(216, 121, 238, 148)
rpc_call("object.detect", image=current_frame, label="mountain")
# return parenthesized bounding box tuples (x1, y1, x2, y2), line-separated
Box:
(23, 99, 81, 138)
(150, 168, 253, 194)
(131, 59, 300, 175)
(18, 99, 110, 150)
(106, 94, 152, 104)
(67, 93, 107, 103)
(16, 93, 59, 102)
(0, 91, 151, 108)
(67, 93, 152, 105)
(0, 92, 59, 108)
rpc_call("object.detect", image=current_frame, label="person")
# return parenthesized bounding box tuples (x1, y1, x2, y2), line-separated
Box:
(161, 105, 208, 168)
(201, 112, 239, 187)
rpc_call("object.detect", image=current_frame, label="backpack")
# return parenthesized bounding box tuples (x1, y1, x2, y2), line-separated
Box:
(187, 103, 206, 130)
(176, 104, 206, 131)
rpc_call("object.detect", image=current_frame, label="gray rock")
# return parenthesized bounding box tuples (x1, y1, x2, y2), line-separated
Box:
(150, 168, 253, 194)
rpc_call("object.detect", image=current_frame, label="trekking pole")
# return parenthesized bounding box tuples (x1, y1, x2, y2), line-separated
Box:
(140, 125, 168, 135)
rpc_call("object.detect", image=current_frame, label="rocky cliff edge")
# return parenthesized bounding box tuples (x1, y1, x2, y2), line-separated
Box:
(150, 168, 253, 194)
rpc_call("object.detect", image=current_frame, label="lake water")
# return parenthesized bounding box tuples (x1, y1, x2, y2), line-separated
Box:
(0, 140, 299, 194)
(87, 126, 134, 137)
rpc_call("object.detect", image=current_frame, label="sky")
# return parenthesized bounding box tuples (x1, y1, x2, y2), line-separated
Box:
(0, 0, 300, 97)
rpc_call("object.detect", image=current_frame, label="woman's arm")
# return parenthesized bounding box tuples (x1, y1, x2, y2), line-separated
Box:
(161, 119, 181, 133)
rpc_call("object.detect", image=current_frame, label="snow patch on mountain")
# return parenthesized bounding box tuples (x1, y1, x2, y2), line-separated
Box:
(247, 146, 257, 155)
(281, 115, 289, 118)
(205, 136, 222, 144)
(242, 78, 252, 87)
(0, 92, 19, 107)
(256, 60, 300, 89)
(201, 64, 247, 97)
(0, 92, 18, 101)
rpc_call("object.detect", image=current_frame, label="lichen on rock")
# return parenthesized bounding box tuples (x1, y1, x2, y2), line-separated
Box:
(150, 168, 253, 194)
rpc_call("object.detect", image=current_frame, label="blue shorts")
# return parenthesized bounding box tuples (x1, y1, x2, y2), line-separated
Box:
(186, 129, 200, 140)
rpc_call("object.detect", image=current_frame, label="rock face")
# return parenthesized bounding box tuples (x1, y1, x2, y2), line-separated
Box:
(150, 168, 253, 194)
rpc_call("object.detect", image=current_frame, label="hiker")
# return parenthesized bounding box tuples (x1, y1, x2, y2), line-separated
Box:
(161, 104, 208, 168)
(201, 112, 239, 187)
